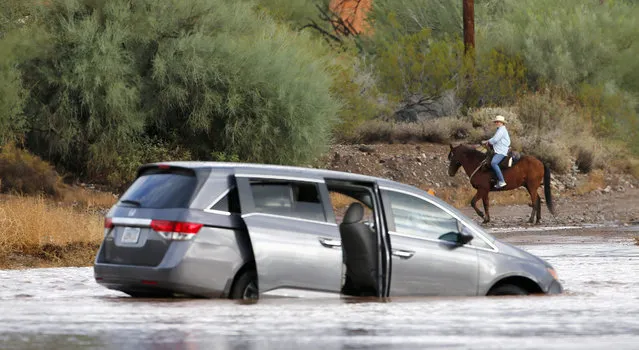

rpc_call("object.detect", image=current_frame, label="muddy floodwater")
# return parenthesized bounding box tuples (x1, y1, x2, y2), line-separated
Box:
(1, 229, 638, 349)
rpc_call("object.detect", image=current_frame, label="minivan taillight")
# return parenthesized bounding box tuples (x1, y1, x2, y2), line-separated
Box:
(104, 218, 114, 239)
(150, 220, 203, 241)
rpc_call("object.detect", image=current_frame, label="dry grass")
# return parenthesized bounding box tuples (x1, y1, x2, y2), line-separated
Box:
(575, 169, 606, 195)
(61, 187, 118, 211)
(427, 185, 534, 209)
(433, 187, 472, 208)
(0, 195, 104, 269)
(611, 156, 639, 179)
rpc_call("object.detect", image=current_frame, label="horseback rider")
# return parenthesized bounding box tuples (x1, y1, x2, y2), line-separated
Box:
(481, 115, 510, 189)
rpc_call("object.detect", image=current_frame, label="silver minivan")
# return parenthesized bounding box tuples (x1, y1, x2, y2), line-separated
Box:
(94, 162, 563, 299)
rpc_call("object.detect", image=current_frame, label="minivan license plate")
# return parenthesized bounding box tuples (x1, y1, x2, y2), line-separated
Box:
(121, 227, 140, 244)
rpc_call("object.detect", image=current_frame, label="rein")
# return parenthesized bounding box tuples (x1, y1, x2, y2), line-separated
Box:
(468, 159, 487, 181)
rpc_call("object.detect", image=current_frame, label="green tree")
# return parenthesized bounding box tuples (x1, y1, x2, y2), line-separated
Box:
(375, 26, 465, 102)
(484, 0, 639, 93)
(0, 0, 42, 144)
(255, 0, 329, 29)
(11, 0, 340, 185)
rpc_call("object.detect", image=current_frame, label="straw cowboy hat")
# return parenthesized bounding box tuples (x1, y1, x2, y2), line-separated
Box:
(492, 115, 507, 124)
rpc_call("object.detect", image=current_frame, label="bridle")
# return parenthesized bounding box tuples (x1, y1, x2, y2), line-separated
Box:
(449, 145, 487, 181)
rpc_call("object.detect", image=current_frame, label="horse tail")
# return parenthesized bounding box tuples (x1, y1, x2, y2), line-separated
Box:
(544, 163, 555, 216)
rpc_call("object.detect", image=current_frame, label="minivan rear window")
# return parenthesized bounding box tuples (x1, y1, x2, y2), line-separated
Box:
(119, 170, 197, 209)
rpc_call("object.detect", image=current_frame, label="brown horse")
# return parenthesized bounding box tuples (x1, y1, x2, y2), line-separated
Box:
(447, 144, 555, 224)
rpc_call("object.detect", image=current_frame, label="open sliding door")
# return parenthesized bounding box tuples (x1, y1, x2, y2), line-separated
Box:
(373, 182, 392, 297)
(325, 179, 392, 298)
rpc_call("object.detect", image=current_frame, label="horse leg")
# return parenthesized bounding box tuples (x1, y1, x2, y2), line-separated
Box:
(526, 183, 541, 224)
(470, 191, 485, 219)
(535, 196, 542, 224)
(481, 190, 490, 224)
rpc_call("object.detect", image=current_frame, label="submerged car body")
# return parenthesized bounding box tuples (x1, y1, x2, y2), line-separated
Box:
(93, 162, 563, 298)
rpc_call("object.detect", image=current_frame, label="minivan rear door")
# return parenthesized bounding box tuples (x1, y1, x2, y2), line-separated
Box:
(101, 166, 204, 267)
(234, 174, 343, 296)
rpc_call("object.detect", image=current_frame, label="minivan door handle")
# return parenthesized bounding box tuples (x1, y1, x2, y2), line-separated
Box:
(392, 249, 415, 259)
(318, 237, 341, 249)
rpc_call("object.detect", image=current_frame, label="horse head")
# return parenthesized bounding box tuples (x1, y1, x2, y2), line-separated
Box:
(447, 144, 463, 176)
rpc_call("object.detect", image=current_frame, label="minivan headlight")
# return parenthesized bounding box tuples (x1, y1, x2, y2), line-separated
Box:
(547, 267, 559, 280)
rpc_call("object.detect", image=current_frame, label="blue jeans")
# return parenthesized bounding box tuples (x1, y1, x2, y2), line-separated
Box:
(491, 154, 506, 183)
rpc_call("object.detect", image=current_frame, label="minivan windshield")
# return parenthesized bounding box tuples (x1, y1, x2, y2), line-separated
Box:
(119, 171, 197, 209)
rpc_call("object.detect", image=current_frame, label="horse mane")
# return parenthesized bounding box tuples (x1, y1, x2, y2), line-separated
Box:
(458, 144, 486, 160)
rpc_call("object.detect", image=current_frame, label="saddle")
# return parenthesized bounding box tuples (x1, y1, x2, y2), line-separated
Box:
(482, 147, 522, 171)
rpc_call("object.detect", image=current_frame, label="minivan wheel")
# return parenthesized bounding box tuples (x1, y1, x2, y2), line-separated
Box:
(230, 270, 259, 300)
(487, 284, 529, 296)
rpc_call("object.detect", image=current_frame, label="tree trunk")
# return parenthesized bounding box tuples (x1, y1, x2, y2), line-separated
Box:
(463, 0, 475, 54)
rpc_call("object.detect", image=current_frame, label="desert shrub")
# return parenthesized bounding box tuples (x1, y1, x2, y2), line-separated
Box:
(464, 49, 528, 108)
(255, 0, 328, 28)
(100, 137, 193, 191)
(352, 119, 394, 144)
(369, 0, 505, 41)
(468, 107, 523, 136)
(332, 54, 389, 142)
(520, 136, 572, 174)
(370, 12, 529, 116)
(0, 143, 62, 197)
(370, 0, 461, 40)
(575, 146, 595, 174)
(483, 0, 639, 156)
(515, 91, 596, 173)
(575, 169, 605, 195)
(577, 83, 639, 152)
(516, 91, 578, 135)
(517, 91, 601, 146)
(486, 0, 639, 94)
(393, 122, 453, 144)
(609, 150, 639, 179)
(348, 117, 472, 144)
(0, 0, 36, 33)
(15, 0, 340, 188)
(375, 27, 465, 102)
(631, 160, 639, 179)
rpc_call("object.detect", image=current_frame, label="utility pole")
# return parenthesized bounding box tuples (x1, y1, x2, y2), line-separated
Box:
(463, 0, 475, 54)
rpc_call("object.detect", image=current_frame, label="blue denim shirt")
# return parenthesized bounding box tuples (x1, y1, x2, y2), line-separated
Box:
(488, 126, 511, 155)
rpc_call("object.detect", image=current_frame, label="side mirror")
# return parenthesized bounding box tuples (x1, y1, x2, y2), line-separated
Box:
(457, 232, 474, 245)
(437, 231, 473, 246)
(457, 221, 474, 245)
(438, 220, 474, 247)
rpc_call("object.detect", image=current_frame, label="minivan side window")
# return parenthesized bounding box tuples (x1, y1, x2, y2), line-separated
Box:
(250, 181, 326, 222)
(385, 190, 459, 241)
(210, 187, 241, 213)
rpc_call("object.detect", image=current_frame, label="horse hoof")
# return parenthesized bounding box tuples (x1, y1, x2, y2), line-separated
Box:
(482, 219, 490, 224)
